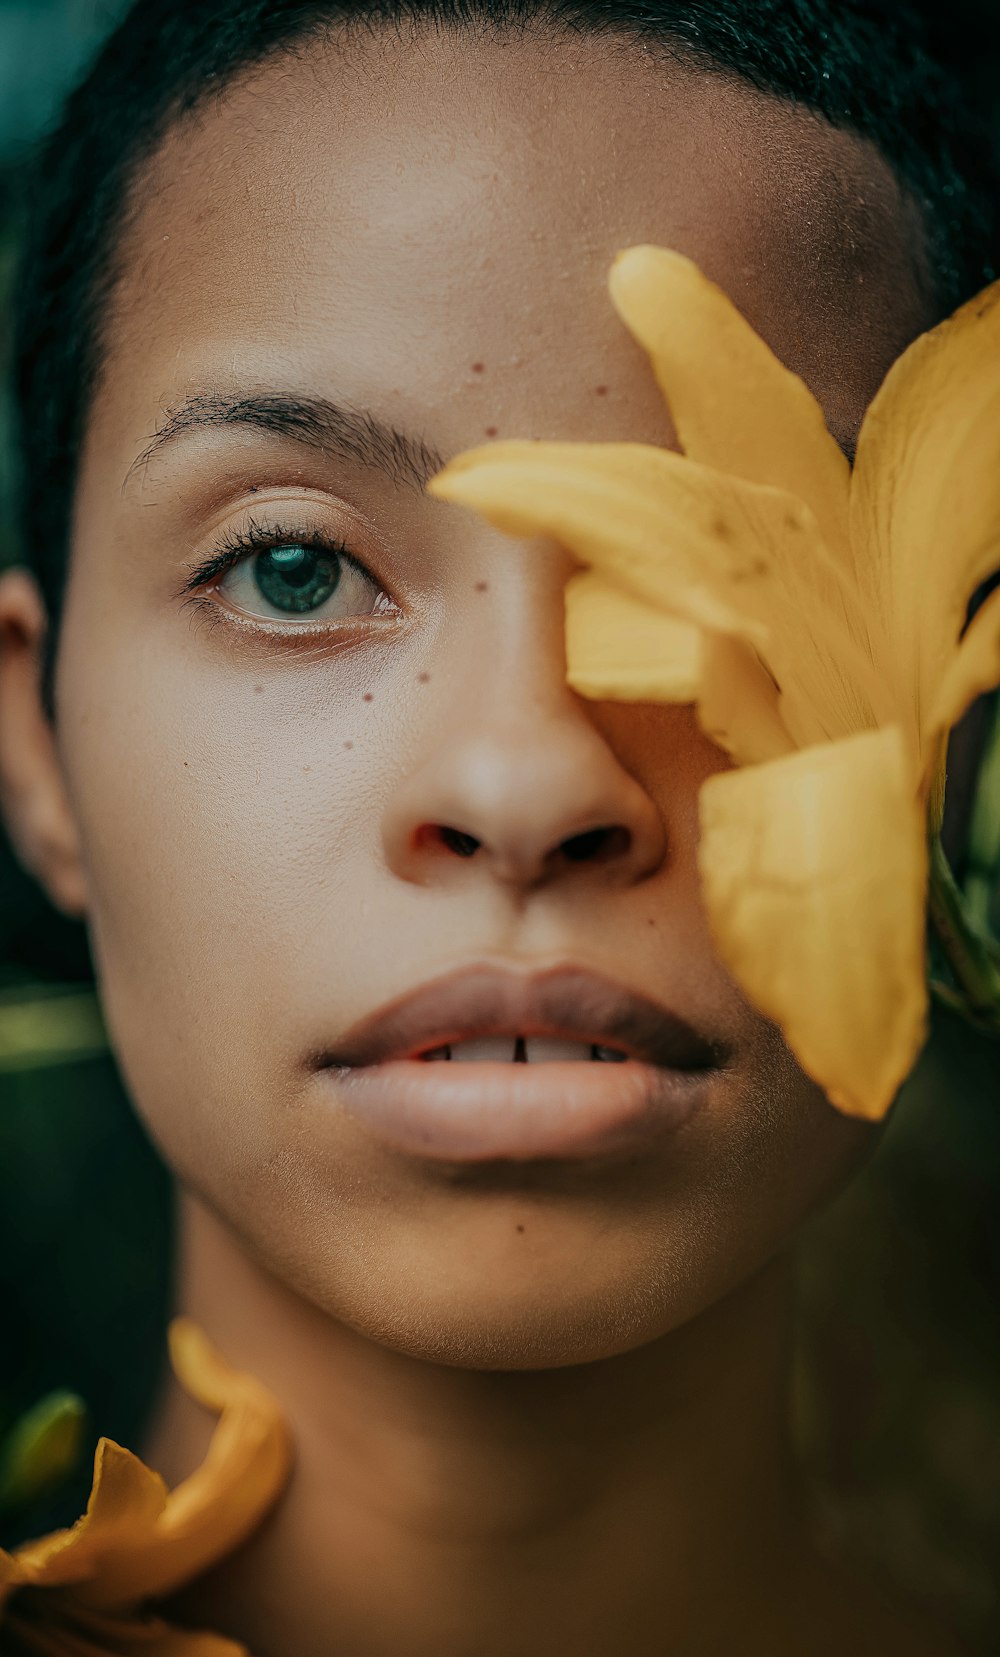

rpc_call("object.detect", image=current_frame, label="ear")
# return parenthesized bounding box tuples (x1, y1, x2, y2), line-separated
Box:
(0, 567, 88, 917)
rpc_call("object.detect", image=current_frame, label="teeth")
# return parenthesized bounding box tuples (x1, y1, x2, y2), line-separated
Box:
(450, 1038, 521, 1063)
(420, 1038, 628, 1062)
(523, 1038, 593, 1063)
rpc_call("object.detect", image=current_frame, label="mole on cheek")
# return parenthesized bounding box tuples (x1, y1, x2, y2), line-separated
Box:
(595, 385, 608, 397)
(417, 672, 430, 683)
(362, 692, 374, 703)
(474, 581, 489, 593)
(343, 741, 353, 750)
(471, 361, 485, 374)
(484, 426, 498, 438)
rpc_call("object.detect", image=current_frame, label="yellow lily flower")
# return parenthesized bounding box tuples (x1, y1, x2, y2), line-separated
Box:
(428, 246, 1000, 1120)
(0, 1320, 291, 1655)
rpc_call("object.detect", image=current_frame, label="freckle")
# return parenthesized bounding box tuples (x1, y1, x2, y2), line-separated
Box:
(343, 741, 353, 750)
(595, 384, 608, 397)
(253, 683, 264, 694)
(712, 517, 731, 540)
(183, 761, 189, 768)
(647, 917, 656, 926)
(417, 671, 431, 683)
(363, 692, 374, 702)
(471, 361, 485, 374)
(475, 580, 489, 592)
(484, 426, 498, 438)
(516, 1224, 525, 1234)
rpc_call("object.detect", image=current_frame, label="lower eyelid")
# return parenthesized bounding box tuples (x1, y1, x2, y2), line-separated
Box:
(183, 592, 405, 654)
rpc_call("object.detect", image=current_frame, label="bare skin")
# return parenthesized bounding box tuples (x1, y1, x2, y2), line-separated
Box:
(0, 25, 972, 1657)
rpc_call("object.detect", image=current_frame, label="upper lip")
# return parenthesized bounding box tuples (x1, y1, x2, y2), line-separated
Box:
(318, 961, 728, 1072)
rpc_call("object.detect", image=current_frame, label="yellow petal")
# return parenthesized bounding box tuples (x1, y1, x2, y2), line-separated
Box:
(697, 727, 928, 1119)
(431, 440, 772, 644)
(70, 1322, 290, 1611)
(696, 634, 795, 767)
(564, 568, 793, 767)
(11, 1324, 291, 1617)
(564, 568, 701, 702)
(14, 1444, 167, 1586)
(609, 246, 851, 558)
(1, 1547, 29, 1611)
(430, 440, 879, 744)
(851, 279, 1000, 752)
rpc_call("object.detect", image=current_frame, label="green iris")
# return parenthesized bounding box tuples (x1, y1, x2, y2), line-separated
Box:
(254, 545, 341, 614)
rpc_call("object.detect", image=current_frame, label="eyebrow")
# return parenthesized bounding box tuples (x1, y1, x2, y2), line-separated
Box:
(126, 392, 447, 493)
(126, 388, 858, 498)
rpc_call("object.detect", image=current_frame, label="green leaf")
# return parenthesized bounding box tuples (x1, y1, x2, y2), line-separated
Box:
(0, 1391, 87, 1515)
(963, 693, 1000, 939)
(0, 988, 107, 1073)
(928, 833, 1000, 1037)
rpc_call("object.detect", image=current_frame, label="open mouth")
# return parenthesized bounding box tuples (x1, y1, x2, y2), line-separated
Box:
(318, 961, 726, 1162)
(419, 1037, 629, 1062)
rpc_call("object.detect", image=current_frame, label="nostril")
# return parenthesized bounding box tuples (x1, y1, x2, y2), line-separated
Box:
(560, 825, 631, 863)
(437, 825, 482, 858)
(415, 822, 634, 870)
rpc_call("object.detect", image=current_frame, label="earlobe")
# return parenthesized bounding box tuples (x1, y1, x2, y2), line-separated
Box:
(0, 567, 88, 917)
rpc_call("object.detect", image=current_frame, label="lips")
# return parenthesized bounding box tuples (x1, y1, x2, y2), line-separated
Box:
(319, 961, 725, 1073)
(313, 962, 728, 1163)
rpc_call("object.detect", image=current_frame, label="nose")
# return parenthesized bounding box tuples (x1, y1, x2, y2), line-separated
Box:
(381, 628, 668, 894)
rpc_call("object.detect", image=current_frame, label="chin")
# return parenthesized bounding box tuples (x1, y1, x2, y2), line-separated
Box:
(336, 1288, 676, 1371)
(266, 1195, 731, 1372)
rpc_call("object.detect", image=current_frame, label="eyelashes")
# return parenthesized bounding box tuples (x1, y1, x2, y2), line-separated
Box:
(181, 515, 344, 592)
(180, 514, 401, 632)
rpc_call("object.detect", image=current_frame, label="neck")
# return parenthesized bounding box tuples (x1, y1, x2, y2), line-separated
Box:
(149, 1194, 813, 1657)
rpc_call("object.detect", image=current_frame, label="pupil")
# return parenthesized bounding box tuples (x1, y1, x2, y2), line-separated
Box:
(255, 545, 340, 613)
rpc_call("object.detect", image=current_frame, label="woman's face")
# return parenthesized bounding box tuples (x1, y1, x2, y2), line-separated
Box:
(15, 31, 933, 1366)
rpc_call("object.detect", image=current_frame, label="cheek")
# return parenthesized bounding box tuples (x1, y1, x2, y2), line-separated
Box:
(55, 608, 402, 1170)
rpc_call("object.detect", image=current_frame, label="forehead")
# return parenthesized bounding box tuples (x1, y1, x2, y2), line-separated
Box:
(96, 27, 930, 468)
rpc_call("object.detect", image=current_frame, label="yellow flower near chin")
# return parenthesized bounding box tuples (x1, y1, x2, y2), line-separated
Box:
(0, 1320, 291, 1655)
(428, 246, 1000, 1120)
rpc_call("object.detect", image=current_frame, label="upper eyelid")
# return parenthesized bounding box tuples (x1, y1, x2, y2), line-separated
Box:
(183, 478, 393, 562)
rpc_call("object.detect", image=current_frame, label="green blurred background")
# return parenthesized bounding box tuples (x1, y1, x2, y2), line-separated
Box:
(0, 0, 999, 1642)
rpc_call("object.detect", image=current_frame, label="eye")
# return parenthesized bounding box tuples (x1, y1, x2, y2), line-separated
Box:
(212, 537, 392, 624)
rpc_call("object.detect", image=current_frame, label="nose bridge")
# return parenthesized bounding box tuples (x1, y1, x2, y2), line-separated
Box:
(381, 578, 668, 888)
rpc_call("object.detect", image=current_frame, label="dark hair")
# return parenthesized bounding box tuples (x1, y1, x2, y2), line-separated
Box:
(12, 0, 1000, 646)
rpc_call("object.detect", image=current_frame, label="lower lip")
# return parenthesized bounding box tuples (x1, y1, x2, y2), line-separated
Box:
(324, 1058, 710, 1162)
